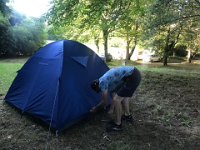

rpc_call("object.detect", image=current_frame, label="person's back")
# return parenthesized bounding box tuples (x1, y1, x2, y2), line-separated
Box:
(99, 66, 134, 92)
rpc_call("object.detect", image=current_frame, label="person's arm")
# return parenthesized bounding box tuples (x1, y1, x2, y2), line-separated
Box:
(90, 90, 109, 113)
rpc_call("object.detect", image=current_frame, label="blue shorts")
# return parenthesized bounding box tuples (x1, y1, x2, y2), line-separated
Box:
(117, 67, 141, 97)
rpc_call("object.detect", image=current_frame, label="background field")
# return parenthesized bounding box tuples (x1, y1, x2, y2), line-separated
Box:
(0, 58, 200, 150)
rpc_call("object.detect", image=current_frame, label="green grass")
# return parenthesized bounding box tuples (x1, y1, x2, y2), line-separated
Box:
(1, 58, 199, 95)
(0, 58, 200, 150)
(0, 62, 24, 95)
(108, 59, 200, 78)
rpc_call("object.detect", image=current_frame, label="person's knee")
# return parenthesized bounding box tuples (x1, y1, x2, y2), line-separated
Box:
(113, 95, 124, 103)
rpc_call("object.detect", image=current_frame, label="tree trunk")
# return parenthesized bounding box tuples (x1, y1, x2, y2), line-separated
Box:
(163, 28, 171, 66)
(187, 49, 193, 63)
(189, 57, 192, 63)
(125, 24, 138, 61)
(165, 22, 182, 65)
(125, 34, 131, 60)
(126, 23, 138, 61)
(94, 37, 100, 53)
(163, 52, 168, 66)
(103, 29, 109, 61)
(128, 42, 136, 60)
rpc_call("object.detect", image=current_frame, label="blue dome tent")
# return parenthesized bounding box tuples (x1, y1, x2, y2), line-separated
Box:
(5, 40, 109, 132)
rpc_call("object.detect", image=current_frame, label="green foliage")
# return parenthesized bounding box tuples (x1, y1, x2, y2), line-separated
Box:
(0, 12, 8, 24)
(174, 44, 187, 57)
(0, 0, 48, 57)
(46, 0, 199, 64)
(0, 0, 11, 16)
(47, 0, 154, 61)
(47, 0, 132, 61)
(0, 9, 47, 57)
(47, 26, 65, 40)
(195, 53, 200, 58)
(0, 0, 12, 56)
(152, 39, 165, 54)
(145, 0, 200, 65)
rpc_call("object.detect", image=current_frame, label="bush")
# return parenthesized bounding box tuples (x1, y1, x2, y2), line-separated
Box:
(174, 45, 188, 57)
(194, 53, 200, 60)
(107, 53, 113, 62)
(195, 53, 200, 57)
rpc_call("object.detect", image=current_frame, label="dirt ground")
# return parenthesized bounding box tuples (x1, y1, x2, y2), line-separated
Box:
(0, 64, 200, 150)
(130, 71, 200, 150)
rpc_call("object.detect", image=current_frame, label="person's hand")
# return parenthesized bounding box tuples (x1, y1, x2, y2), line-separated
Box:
(90, 106, 97, 113)
(90, 105, 102, 113)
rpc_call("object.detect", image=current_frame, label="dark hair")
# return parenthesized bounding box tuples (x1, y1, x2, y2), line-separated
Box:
(91, 80, 100, 92)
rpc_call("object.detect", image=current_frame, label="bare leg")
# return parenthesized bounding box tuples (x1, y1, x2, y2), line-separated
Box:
(121, 98, 131, 116)
(107, 103, 114, 114)
(113, 94, 124, 125)
(107, 93, 116, 115)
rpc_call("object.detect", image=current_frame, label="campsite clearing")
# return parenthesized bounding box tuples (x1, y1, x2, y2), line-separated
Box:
(0, 59, 200, 150)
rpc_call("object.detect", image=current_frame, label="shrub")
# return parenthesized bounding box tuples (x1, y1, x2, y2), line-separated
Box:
(174, 45, 188, 57)
(107, 53, 113, 62)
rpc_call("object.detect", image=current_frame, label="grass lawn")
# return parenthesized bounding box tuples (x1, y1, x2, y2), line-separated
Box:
(0, 59, 26, 95)
(0, 58, 200, 150)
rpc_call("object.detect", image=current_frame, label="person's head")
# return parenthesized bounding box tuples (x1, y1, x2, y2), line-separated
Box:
(91, 79, 101, 93)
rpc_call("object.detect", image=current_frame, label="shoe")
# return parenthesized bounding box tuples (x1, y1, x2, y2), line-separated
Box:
(106, 122, 122, 132)
(122, 114, 134, 124)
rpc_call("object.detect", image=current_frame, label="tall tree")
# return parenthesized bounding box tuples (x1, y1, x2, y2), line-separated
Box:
(47, 0, 133, 61)
(11, 17, 47, 56)
(0, 0, 48, 57)
(115, 0, 151, 60)
(0, 0, 13, 56)
(180, 20, 200, 63)
(146, 0, 200, 65)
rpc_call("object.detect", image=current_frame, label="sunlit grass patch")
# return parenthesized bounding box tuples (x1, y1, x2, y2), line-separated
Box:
(0, 63, 23, 95)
